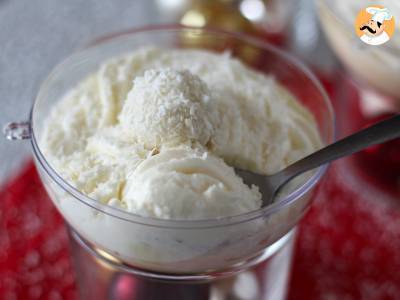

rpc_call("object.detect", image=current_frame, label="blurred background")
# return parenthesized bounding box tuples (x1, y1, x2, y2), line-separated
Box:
(0, 0, 399, 299)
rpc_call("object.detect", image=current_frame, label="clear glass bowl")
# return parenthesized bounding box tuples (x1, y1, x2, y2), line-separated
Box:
(28, 26, 334, 275)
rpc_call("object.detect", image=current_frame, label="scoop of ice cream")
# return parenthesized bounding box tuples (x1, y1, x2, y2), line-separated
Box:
(122, 148, 261, 220)
(119, 69, 217, 148)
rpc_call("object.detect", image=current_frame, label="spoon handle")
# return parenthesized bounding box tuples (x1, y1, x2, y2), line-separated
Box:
(279, 114, 400, 182)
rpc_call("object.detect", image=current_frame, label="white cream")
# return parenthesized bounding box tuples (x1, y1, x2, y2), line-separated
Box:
(123, 148, 261, 219)
(120, 69, 217, 149)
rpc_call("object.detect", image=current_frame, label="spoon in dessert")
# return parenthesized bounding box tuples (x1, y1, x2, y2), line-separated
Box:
(235, 115, 400, 207)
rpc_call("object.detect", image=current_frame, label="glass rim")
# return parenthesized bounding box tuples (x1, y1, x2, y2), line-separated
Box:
(30, 25, 335, 229)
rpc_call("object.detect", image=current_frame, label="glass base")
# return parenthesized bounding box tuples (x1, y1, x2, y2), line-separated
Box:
(68, 227, 296, 300)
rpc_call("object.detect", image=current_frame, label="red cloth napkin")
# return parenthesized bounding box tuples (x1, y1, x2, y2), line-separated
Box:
(289, 159, 400, 300)
(0, 163, 77, 300)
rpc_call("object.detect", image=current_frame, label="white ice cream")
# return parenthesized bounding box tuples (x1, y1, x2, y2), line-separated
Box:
(123, 148, 261, 219)
(40, 47, 320, 220)
(120, 69, 217, 149)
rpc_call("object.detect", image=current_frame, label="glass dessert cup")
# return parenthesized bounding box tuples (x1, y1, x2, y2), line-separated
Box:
(316, 1, 400, 198)
(21, 26, 334, 299)
(316, 0, 400, 103)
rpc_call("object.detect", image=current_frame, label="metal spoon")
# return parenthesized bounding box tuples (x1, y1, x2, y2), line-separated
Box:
(235, 115, 400, 207)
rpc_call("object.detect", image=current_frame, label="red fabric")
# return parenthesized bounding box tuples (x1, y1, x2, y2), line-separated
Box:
(0, 164, 77, 300)
(289, 160, 400, 300)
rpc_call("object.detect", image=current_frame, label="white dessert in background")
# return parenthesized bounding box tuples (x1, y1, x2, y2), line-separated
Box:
(39, 47, 321, 272)
(317, 0, 400, 99)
